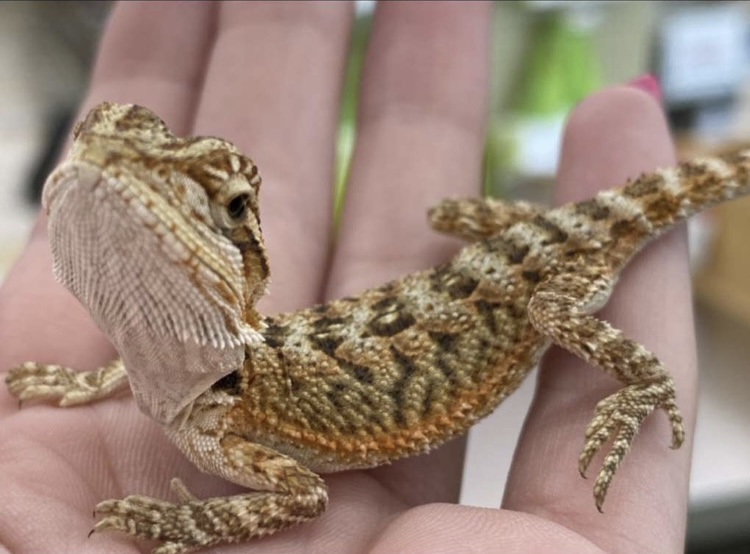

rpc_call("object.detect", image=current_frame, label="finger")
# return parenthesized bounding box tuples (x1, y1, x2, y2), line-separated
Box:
(81, 1, 216, 134)
(192, 2, 354, 313)
(325, 2, 490, 506)
(327, 1, 490, 297)
(369, 504, 603, 554)
(0, 2, 216, 414)
(504, 86, 694, 553)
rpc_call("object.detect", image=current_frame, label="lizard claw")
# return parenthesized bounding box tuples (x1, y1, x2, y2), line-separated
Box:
(579, 378, 684, 510)
(93, 494, 192, 553)
(170, 478, 198, 503)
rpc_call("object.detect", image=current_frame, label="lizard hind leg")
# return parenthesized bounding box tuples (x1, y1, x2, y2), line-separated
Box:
(527, 265, 685, 511)
(427, 197, 545, 241)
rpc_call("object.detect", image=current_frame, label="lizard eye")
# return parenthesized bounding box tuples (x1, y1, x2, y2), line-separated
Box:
(226, 194, 248, 220)
(210, 177, 255, 230)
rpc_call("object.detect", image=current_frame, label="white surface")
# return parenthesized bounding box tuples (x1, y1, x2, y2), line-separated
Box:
(660, 4, 748, 105)
(460, 369, 535, 508)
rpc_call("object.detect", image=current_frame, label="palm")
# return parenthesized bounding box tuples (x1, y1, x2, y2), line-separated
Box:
(0, 398, 575, 554)
(1, 3, 694, 553)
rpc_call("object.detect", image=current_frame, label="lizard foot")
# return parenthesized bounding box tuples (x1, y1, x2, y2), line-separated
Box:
(578, 378, 685, 511)
(93, 478, 326, 553)
(94, 490, 200, 554)
(6, 363, 99, 406)
(5, 360, 128, 407)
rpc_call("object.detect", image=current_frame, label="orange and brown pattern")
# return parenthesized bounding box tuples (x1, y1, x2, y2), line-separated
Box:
(7, 103, 750, 552)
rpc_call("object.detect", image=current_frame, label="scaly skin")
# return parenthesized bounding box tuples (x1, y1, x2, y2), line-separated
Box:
(7, 103, 750, 552)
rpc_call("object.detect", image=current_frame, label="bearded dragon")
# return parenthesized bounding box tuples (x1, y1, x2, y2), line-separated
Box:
(6, 102, 749, 553)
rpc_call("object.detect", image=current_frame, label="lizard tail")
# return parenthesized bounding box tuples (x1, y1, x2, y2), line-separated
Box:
(605, 148, 750, 235)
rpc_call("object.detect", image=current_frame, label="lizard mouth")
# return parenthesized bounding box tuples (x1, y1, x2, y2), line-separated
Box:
(42, 160, 256, 424)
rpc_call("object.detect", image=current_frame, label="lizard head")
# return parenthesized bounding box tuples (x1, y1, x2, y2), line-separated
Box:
(42, 102, 270, 423)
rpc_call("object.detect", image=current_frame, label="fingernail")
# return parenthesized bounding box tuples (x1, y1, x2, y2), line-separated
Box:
(627, 73, 662, 102)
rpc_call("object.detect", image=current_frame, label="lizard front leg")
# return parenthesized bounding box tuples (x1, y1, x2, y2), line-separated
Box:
(428, 197, 544, 241)
(5, 358, 129, 406)
(527, 266, 685, 511)
(93, 433, 328, 553)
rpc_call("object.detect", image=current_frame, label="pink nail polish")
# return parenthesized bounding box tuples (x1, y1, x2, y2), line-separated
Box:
(627, 73, 662, 102)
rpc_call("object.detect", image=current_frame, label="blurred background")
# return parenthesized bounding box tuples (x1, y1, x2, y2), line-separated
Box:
(1, 2, 749, 552)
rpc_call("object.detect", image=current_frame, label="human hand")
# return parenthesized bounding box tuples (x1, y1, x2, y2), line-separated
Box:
(0, 2, 694, 553)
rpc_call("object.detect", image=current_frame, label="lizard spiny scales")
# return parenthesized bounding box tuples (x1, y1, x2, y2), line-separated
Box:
(6, 103, 748, 552)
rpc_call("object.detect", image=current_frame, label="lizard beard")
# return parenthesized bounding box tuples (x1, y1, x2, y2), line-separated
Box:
(43, 161, 254, 424)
